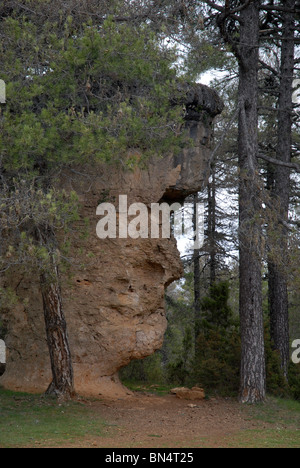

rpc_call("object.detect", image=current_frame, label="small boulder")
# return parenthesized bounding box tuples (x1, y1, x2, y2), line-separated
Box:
(170, 386, 205, 400)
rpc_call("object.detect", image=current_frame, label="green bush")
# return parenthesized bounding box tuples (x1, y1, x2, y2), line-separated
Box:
(264, 325, 289, 397)
(192, 282, 241, 395)
(119, 352, 164, 385)
(120, 279, 300, 401)
(193, 327, 241, 395)
(288, 363, 300, 400)
(166, 326, 194, 386)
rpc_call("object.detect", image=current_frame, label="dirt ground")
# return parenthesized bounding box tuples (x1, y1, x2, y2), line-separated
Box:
(67, 393, 264, 448)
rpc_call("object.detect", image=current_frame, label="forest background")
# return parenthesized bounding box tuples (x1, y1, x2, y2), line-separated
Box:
(119, 0, 300, 402)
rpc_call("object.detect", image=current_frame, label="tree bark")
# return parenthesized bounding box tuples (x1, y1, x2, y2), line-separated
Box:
(237, 0, 266, 404)
(207, 168, 217, 286)
(39, 228, 75, 400)
(268, 0, 295, 379)
(193, 193, 201, 340)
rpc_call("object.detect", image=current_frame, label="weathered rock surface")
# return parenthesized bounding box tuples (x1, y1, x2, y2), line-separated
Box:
(0, 84, 223, 397)
(171, 387, 206, 400)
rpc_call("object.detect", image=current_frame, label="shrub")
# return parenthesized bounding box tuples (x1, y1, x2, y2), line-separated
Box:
(193, 327, 241, 395)
(119, 351, 164, 385)
(192, 282, 241, 395)
(288, 363, 300, 400)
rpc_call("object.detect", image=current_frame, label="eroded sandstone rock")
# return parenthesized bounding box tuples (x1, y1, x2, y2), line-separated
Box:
(170, 387, 206, 400)
(0, 84, 223, 397)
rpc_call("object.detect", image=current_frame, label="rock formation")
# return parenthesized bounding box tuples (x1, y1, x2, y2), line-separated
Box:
(0, 84, 223, 397)
(170, 387, 205, 400)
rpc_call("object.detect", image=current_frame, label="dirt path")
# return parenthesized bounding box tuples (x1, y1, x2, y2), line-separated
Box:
(70, 393, 262, 448)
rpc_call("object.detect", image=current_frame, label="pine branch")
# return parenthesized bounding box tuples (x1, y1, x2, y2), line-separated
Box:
(258, 153, 300, 172)
(201, 105, 239, 191)
(203, 0, 224, 13)
(261, 5, 297, 13)
(259, 59, 279, 76)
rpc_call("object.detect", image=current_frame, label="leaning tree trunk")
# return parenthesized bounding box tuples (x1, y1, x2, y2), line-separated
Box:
(39, 228, 75, 400)
(238, 0, 266, 404)
(268, 0, 295, 379)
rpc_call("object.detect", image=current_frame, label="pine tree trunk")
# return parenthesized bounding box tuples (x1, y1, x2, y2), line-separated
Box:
(268, 264, 289, 376)
(238, 0, 266, 404)
(193, 193, 201, 340)
(39, 228, 75, 400)
(268, 0, 295, 379)
(207, 168, 217, 286)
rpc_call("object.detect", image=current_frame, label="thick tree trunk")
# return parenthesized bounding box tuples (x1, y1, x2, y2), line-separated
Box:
(207, 169, 217, 286)
(193, 193, 201, 340)
(268, 264, 289, 376)
(268, 0, 295, 379)
(39, 228, 75, 400)
(238, 0, 266, 404)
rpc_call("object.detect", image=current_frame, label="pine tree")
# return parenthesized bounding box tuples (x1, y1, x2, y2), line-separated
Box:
(265, 0, 296, 380)
(201, 0, 266, 403)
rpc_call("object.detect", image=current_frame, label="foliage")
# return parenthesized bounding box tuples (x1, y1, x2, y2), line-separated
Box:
(192, 281, 240, 395)
(193, 283, 298, 398)
(193, 328, 240, 395)
(165, 325, 194, 386)
(119, 352, 164, 385)
(120, 278, 300, 400)
(0, 286, 18, 339)
(0, 180, 79, 275)
(288, 363, 300, 401)
(201, 281, 235, 329)
(264, 324, 289, 397)
(0, 6, 187, 278)
(163, 279, 195, 386)
(0, 15, 185, 175)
